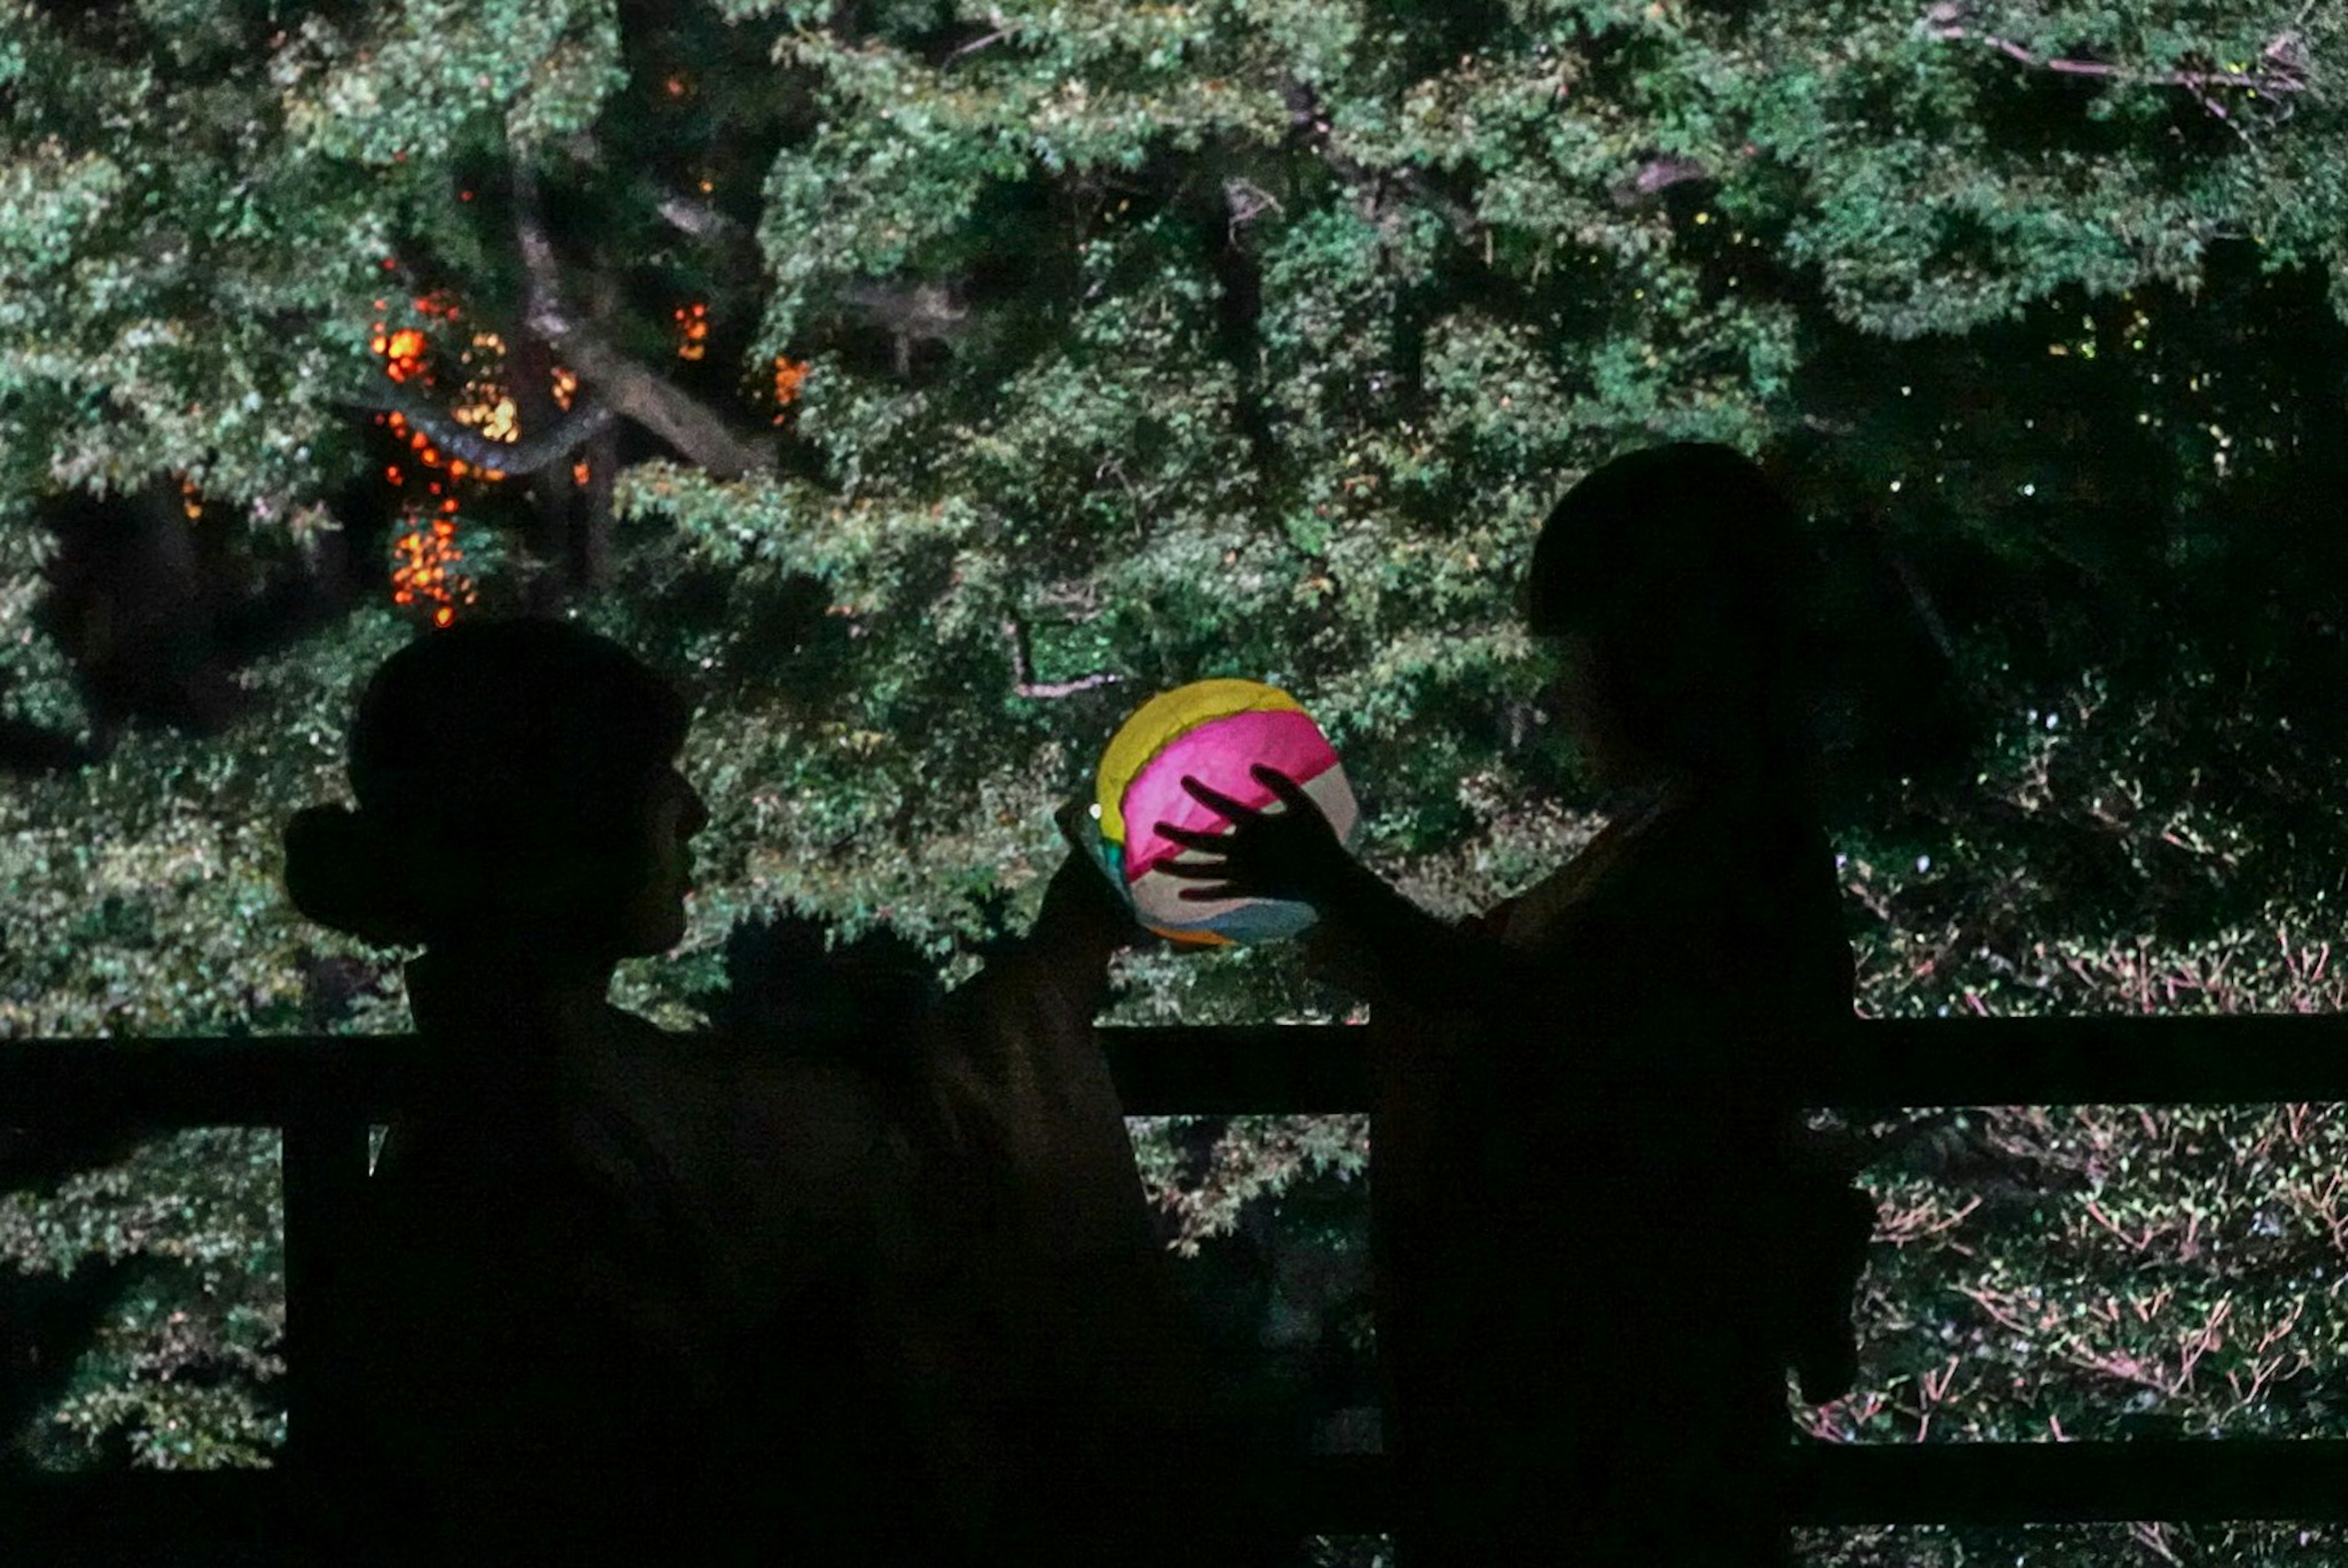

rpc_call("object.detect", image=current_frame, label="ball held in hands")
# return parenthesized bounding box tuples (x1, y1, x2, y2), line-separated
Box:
(1092, 679, 1358, 946)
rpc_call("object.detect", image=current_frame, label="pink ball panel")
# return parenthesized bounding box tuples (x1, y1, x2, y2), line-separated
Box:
(1121, 709, 1339, 880)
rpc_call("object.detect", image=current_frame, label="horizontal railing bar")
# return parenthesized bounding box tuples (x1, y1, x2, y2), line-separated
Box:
(1781, 1437, 2348, 1524)
(13, 1442, 2348, 1545)
(13, 1018, 2348, 1125)
(0, 1456, 1389, 1551)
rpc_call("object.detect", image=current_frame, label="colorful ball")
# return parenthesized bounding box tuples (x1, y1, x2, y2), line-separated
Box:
(1090, 679, 1359, 947)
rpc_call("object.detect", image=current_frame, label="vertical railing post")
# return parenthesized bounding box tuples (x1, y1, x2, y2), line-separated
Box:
(279, 1117, 373, 1495)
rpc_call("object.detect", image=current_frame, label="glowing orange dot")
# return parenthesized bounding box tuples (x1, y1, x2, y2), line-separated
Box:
(370, 336, 389, 355)
(385, 465, 403, 484)
(422, 449, 439, 465)
(410, 432, 429, 450)
(482, 469, 506, 482)
(441, 498, 460, 513)
(665, 76, 686, 97)
(447, 459, 468, 478)
(572, 461, 591, 487)
(386, 328, 427, 361)
(434, 606, 454, 627)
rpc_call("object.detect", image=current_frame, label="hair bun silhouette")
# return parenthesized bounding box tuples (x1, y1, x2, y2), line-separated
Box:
(282, 617, 691, 950)
(283, 802, 432, 948)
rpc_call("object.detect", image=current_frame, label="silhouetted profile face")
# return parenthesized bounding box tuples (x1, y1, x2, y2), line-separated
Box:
(617, 765, 711, 957)
(1540, 628, 1655, 790)
(1524, 442, 1813, 798)
(282, 618, 707, 987)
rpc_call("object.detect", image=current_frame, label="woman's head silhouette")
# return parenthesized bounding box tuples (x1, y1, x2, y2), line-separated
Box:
(283, 617, 707, 976)
(1526, 441, 1817, 797)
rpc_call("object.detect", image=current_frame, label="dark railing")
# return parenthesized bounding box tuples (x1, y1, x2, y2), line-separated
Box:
(9, 1017, 2348, 1561)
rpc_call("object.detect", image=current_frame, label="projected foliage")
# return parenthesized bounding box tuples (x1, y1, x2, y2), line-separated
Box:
(2, 2, 2348, 1559)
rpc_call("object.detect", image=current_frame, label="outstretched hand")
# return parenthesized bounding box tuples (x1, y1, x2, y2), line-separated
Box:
(1032, 801, 1142, 951)
(1153, 765, 1351, 908)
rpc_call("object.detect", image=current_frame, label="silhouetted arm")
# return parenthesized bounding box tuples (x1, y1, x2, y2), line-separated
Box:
(1304, 852, 1551, 1015)
(1156, 766, 1550, 1015)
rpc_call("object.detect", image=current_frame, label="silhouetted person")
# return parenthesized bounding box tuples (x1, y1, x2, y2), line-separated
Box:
(282, 617, 961, 1565)
(888, 802, 1299, 1567)
(1157, 444, 1877, 1566)
(284, 618, 1285, 1566)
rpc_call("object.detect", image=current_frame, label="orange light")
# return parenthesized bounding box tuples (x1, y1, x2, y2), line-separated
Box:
(370, 336, 389, 355)
(434, 606, 454, 627)
(385, 465, 403, 484)
(386, 328, 427, 361)
(482, 468, 506, 482)
(773, 356, 808, 407)
(666, 75, 687, 97)
(421, 448, 439, 465)
(447, 459, 468, 478)
(572, 461, 591, 487)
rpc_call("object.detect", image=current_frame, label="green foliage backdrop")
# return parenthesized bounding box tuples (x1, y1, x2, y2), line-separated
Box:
(6, 2, 2348, 1561)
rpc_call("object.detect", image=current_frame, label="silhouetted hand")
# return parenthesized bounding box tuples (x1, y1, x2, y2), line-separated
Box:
(1032, 801, 1148, 956)
(1154, 765, 1353, 907)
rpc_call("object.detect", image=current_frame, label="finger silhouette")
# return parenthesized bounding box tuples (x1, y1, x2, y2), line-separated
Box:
(1154, 859, 1233, 880)
(1154, 822, 1232, 852)
(1177, 774, 1255, 822)
(1247, 763, 1312, 808)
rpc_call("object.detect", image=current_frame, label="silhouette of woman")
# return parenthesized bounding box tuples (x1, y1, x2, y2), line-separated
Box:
(281, 617, 962, 1566)
(893, 803, 1301, 1568)
(1156, 444, 1877, 1566)
(284, 618, 1285, 1567)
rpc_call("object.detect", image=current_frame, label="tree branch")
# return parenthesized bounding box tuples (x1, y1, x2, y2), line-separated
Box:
(1001, 618, 1121, 700)
(1278, 78, 1481, 243)
(526, 306, 776, 480)
(655, 193, 748, 245)
(514, 163, 776, 480)
(350, 389, 619, 476)
(1926, 9, 2311, 100)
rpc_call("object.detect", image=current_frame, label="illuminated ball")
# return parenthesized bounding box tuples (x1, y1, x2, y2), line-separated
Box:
(1088, 679, 1359, 947)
